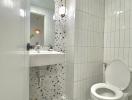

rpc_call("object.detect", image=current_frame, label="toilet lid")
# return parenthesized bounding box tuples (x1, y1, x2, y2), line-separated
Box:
(105, 60, 130, 90)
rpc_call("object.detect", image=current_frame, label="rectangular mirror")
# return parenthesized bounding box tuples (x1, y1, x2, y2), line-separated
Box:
(30, 13, 44, 45)
(30, 0, 55, 48)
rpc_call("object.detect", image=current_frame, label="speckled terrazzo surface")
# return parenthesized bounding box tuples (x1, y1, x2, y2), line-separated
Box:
(29, 64, 65, 100)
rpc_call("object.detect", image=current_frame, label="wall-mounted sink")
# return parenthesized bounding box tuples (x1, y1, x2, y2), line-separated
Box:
(29, 50, 65, 67)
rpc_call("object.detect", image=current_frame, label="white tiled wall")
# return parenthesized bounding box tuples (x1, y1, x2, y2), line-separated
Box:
(66, 0, 105, 100)
(104, 1, 132, 99)
(104, 0, 132, 69)
(66, 0, 132, 100)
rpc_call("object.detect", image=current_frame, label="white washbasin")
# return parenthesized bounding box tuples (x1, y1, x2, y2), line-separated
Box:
(29, 50, 64, 55)
(29, 50, 65, 66)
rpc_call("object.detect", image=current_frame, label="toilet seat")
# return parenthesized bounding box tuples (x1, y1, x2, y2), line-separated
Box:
(91, 83, 123, 100)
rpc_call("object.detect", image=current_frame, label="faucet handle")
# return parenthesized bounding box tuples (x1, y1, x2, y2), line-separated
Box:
(27, 43, 33, 51)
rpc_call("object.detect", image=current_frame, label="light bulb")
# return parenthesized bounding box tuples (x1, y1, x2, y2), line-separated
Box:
(34, 29, 40, 35)
(35, 30, 40, 34)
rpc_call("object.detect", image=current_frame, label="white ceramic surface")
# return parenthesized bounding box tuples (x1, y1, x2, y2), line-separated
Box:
(29, 50, 65, 66)
(105, 60, 130, 90)
(91, 60, 132, 100)
(91, 83, 123, 100)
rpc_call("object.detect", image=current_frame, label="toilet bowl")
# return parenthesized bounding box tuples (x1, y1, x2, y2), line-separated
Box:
(91, 60, 131, 100)
(91, 83, 123, 100)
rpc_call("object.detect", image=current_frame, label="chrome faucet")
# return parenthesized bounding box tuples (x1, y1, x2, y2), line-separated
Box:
(35, 42, 41, 52)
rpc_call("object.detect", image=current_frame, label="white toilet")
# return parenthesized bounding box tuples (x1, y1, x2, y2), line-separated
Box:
(91, 60, 132, 100)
